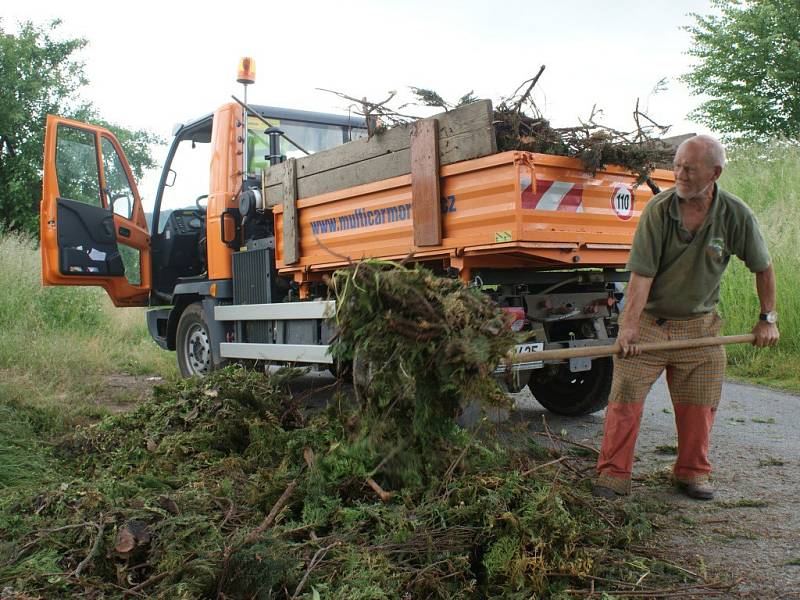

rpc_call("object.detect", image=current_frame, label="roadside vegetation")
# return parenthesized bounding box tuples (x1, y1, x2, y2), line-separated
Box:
(0, 231, 175, 429)
(717, 142, 800, 391)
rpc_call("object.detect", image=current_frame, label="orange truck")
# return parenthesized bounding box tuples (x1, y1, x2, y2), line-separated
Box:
(40, 60, 675, 416)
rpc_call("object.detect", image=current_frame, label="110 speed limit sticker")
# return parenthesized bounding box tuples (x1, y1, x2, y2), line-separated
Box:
(611, 185, 634, 220)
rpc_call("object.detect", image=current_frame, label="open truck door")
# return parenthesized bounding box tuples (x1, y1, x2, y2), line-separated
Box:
(40, 116, 151, 306)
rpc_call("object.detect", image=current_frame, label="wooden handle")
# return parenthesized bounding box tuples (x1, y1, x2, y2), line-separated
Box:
(511, 334, 756, 364)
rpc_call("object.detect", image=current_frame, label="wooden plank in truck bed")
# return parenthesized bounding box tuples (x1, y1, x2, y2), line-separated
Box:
(262, 99, 496, 207)
(281, 158, 299, 264)
(410, 118, 441, 247)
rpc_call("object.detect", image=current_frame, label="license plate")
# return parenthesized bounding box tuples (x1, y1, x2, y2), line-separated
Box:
(514, 342, 544, 369)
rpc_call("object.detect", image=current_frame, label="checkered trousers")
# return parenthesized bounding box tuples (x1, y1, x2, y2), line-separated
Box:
(610, 310, 726, 408)
(596, 310, 726, 494)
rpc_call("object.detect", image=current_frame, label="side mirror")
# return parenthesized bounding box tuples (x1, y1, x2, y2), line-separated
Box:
(165, 169, 177, 187)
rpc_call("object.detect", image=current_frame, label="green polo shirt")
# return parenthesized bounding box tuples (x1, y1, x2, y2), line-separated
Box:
(627, 185, 771, 320)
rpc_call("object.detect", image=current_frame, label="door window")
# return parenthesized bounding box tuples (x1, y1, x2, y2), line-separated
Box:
(55, 125, 102, 206)
(117, 244, 142, 285)
(157, 137, 212, 233)
(101, 137, 136, 219)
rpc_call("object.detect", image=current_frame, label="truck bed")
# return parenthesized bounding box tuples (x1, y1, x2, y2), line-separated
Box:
(273, 150, 674, 278)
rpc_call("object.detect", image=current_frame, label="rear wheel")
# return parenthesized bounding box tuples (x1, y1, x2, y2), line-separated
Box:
(176, 303, 218, 378)
(529, 357, 613, 416)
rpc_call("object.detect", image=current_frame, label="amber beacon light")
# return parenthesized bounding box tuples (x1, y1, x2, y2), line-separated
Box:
(237, 57, 256, 84)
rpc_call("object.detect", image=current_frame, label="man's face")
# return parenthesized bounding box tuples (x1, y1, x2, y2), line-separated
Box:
(673, 142, 720, 201)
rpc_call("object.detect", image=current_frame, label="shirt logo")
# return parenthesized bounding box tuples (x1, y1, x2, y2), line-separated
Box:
(706, 238, 727, 263)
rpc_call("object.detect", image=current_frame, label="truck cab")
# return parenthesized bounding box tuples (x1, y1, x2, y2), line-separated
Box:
(148, 105, 368, 304)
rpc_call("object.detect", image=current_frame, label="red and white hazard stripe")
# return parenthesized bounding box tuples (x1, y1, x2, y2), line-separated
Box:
(520, 176, 584, 212)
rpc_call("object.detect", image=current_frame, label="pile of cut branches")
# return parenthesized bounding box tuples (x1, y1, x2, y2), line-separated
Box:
(0, 263, 731, 599)
(329, 259, 516, 465)
(321, 67, 676, 183)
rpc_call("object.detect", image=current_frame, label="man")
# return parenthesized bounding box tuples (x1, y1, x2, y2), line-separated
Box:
(593, 134, 779, 501)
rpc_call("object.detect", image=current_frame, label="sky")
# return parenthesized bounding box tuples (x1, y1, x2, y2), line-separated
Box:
(2, 0, 715, 200)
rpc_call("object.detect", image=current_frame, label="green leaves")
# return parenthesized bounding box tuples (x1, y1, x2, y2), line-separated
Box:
(682, 0, 800, 140)
(0, 19, 163, 234)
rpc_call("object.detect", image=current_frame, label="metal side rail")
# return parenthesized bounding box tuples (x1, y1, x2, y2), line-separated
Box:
(215, 300, 335, 364)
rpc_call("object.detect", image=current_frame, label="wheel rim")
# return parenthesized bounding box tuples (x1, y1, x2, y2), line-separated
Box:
(544, 365, 600, 398)
(185, 323, 211, 375)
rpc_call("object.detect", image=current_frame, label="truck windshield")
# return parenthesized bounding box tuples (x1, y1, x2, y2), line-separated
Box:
(247, 116, 367, 173)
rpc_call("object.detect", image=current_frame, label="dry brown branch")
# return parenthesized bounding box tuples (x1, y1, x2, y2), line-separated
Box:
(212, 496, 236, 531)
(532, 430, 600, 456)
(291, 542, 339, 599)
(216, 480, 298, 598)
(71, 519, 105, 578)
(567, 583, 733, 598)
(512, 64, 546, 114)
(520, 456, 568, 476)
(121, 571, 175, 596)
(316, 88, 420, 136)
(366, 477, 393, 502)
(321, 69, 674, 181)
(9, 521, 99, 566)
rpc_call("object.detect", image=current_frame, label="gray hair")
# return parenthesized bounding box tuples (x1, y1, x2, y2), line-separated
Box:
(678, 134, 727, 169)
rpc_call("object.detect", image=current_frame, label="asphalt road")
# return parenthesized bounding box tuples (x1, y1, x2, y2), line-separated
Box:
(513, 376, 800, 599)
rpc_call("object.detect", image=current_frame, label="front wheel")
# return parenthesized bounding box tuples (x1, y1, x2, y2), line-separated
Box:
(176, 303, 221, 378)
(529, 357, 613, 416)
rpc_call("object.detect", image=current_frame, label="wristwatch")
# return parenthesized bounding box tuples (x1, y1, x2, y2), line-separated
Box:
(759, 311, 778, 324)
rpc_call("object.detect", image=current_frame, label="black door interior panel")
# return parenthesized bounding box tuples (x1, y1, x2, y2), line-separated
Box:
(57, 197, 125, 276)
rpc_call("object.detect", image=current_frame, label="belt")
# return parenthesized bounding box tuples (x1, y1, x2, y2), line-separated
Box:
(649, 312, 714, 326)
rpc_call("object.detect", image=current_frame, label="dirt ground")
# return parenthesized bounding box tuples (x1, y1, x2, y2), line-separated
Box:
(101, 374, 165, 412)
(510, 376, 800, 599)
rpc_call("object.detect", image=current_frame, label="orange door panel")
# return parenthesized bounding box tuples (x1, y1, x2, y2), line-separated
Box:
(40, 115, 151, 306)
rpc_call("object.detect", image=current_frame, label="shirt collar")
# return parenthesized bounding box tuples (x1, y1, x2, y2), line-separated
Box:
(668, 183, 722, 223)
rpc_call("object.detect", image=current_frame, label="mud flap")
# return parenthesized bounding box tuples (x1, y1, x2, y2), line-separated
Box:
(201, 297, 228, 367)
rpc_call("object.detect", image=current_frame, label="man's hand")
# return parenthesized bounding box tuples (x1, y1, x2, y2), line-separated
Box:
(617, 325, 642, 357)
(752, 321, 779, 348)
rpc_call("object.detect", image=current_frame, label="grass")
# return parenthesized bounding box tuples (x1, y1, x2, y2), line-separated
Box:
(718, 142, 800, 392)
(0, 231, 176, 432)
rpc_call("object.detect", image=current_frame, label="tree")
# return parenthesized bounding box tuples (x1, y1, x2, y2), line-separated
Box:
(0, 19, 161, 234)
(681, 0, 800, 140)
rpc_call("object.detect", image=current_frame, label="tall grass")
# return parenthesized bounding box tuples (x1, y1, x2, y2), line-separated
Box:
(718, 142, 800, 390)
(0, 232, 175, 429)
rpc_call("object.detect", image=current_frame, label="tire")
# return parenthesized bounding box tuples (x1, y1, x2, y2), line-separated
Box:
(176, 303, 221, 378)
(328, 358, 353, 382)
(529, 357, 613, 416)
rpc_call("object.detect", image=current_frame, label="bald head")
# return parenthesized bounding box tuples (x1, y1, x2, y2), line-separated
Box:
(677, 134, 726, 170)
(673, 135, 725, 202)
